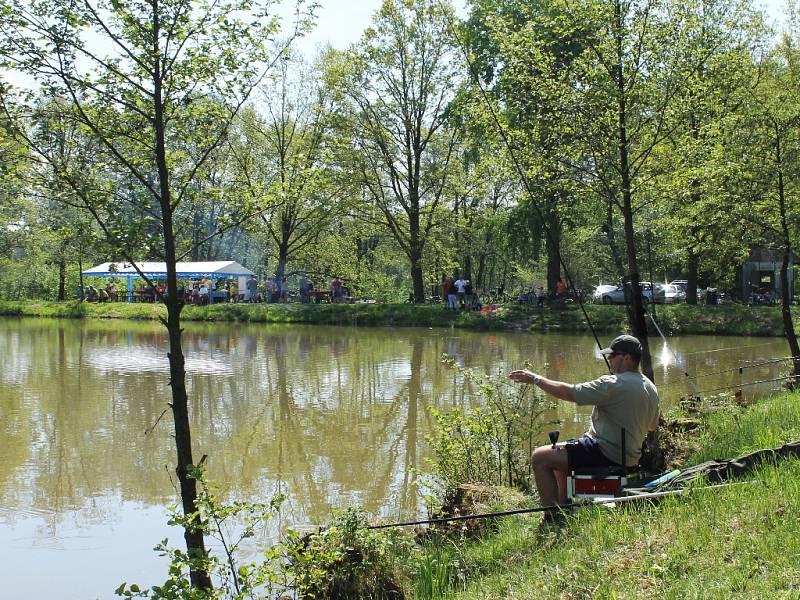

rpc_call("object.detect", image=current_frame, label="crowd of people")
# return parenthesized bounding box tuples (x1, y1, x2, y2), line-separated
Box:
(81, 274, 353, 305)
(84, 269, 590, 308)
(440, 276, 482, 310)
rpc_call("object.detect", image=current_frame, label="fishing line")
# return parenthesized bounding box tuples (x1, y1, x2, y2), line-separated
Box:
(691, 374, 798, 396)
(442, 9, 609, 370)
(649, 313, 698, 396)
(691, 355, 800, 380)
(683, 341, 779, 356)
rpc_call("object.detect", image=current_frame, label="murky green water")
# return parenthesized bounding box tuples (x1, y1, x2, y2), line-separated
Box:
(0, 317, 790, 598)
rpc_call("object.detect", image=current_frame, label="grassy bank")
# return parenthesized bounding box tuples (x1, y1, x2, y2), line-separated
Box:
(426, 391, 800, 599)
(0, 299, 796, 336)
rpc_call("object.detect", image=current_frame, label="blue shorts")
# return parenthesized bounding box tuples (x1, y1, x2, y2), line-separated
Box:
(566, 435, 620, 468)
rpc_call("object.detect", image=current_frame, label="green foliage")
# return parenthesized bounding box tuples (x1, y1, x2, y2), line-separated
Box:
(116, 468, 287, 599)
(115, 469, 417, 600)
(284, 507, 414, 600)
(420, 391, 800, 600)
(425, 356, 554, 495)
(412, 543, 466, 600)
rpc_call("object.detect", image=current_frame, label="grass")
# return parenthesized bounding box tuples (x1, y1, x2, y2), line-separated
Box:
(415, 390, 800, 599)
(0, 299, 797, 336)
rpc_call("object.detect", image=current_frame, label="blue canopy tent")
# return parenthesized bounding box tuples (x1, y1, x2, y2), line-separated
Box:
(82, 261, 256, 303)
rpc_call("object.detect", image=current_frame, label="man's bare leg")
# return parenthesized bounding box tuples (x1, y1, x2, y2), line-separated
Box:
(532, 444, 569, 506)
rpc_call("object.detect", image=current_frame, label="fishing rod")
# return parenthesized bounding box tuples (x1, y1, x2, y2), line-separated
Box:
(441, 10, 610, 371)
(366, 480, 755, 530)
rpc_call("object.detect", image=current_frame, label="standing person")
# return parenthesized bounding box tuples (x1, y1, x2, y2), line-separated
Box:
(556, 277, 568, 300)
(454, 276, 467, 309)
(446, 278, 458, 311)
(246, 275, 258, 302)
(299, 275, 310, 303)
(331, 276, 343, 304)
(508, 335, 659, 519)
(536, 285, 546, 308)
(279, 276, 289, 302)
(464, 279, 474, 309)
(264, 278, 274, 303)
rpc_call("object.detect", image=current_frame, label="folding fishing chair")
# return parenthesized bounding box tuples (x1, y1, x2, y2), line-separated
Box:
(559, 428, 632, 501)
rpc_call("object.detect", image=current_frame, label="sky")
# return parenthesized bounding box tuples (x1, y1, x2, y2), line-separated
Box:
(289, 0, 789, 58)
(2, 0, 792, 89)
(283, 0, 467, 56)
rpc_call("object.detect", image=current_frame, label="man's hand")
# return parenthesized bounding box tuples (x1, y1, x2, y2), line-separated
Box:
(508, 370, 575, 403)
(508, 369, 540, 384)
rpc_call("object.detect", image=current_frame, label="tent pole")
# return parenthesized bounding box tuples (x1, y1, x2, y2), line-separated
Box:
(127, 276, 133, 303)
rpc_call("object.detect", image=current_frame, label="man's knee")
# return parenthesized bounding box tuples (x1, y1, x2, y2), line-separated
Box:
(532, 444, 568, 470)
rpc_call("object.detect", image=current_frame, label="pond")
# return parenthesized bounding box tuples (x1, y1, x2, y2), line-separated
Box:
(0, 317, 791, 598)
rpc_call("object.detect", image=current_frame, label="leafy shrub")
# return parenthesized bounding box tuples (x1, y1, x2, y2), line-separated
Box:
(116, 467, 288, 599)
(116, 470, 414, 600)
(425, 356, 554, 496)
(283, 507, 413, 600)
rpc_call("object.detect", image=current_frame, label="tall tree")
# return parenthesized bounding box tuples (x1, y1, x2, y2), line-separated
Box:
(232, 54, 345, 284)
(0, 0, 313, 588)
(464, 0, 586, 293)
(492, 0, 710, 380)
(655, 0, 765, 303)
(734, 23, 800, 381)
(329, 0, 463, 302)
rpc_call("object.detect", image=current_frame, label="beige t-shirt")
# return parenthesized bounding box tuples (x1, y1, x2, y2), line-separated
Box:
(571, 371, 660, 466)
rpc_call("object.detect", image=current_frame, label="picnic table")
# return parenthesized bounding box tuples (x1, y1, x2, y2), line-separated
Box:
(132, 289, 155, 302)
(306, 290, 330, 303)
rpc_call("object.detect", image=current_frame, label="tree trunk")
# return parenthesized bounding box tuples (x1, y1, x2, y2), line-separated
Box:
(604, 198, 625, 280)
(409, 210, 425, 303)
(78, 254, 84, 301)
(57, 252, 66, 301)
(686, 247, 699, 305)
(614, 0, 653, 382)
(411, 257, 425, 304)
(463, 255, 473, 282)
(775, 127, 800, 382)
(546, 219, 561, 293)
(152, 6, 211, 588)
(275, 241, 289, 282)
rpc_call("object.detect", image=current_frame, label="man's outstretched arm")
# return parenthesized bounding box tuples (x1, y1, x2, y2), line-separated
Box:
(508, 369, 575, 403)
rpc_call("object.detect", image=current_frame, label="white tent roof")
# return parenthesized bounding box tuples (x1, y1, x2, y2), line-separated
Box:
(82, 261, 256, 278)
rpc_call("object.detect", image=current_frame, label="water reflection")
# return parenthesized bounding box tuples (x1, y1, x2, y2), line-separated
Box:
(0, 318, 792, 598)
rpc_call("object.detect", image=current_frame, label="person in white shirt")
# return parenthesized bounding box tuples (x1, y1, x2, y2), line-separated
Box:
(453, 277, 467, 309)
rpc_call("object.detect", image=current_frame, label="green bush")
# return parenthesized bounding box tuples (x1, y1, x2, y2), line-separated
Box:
(284, 508, 414, 600)
(116, 468, 287, 599)
(425, 357, 554, 496)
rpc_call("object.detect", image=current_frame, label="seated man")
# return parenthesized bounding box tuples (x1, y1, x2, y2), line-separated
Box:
(198, 283, 209, 305)
(509, 335, 660, 516)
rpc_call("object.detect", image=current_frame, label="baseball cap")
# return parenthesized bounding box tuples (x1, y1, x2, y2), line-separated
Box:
(600, 335, 642, 358)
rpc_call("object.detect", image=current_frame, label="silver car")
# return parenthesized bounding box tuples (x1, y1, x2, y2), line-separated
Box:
(656, 283, 686, 304)
(593, 282, 654, 305)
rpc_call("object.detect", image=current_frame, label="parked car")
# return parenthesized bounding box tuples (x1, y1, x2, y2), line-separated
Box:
(592, 284, 619, 304)
(593, 282, 654, 305)
(669, 280, 706, 301)
(656, 284, 686, 304)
